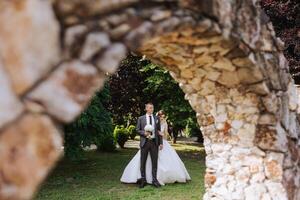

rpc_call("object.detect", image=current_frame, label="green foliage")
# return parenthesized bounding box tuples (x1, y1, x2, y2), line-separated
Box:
(96, 132, 116, 152)
(108, 54, 202, 141)
(64, 83, 115, 160)
(141, 62, 200, 138)
(108, 54, 150, 125)
(183, 118, 196, 138)
(127, 125, 137, 140)
(113, 125, 129, 148)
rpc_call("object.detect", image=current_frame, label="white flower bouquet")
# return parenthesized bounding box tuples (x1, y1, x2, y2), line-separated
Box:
(144, 124, 154, 139)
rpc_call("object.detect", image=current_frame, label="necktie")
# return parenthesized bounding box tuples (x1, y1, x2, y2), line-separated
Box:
(149, 115, 152, 125)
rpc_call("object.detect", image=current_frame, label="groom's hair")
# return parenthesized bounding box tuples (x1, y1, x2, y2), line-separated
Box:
(145, 102, 153, 108)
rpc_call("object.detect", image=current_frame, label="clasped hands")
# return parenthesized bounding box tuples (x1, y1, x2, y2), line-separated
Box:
(144, 131, 163, 150)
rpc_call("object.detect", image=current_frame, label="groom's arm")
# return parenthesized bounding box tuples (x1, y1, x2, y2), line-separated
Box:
(136, 117, 145, 137)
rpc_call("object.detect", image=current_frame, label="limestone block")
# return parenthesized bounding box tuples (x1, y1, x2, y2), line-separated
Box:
(256, 124, 288, 152)
(0, 0, 61, 95)
(195, 68, 207, 78)
(0, 64, 24, 129)
(125, 21, 154, 50)
(262, 93, 279, 114)
(244, 183, 267, 200)
(28, 60, 104, 122)
(0, 114, 62, 200)
(236, 167, 251, 183)
(236, 124, 256, 147)
(96, 43, 127, 74)
(287, 82, 298, 111)
(189, 77, 202, 90)
(180, 83, 195, 94)
(80, 32, 111, 61)
(288, 112, 300, 139)
(258, 114, 277, 125)
(280, 93, 290, 130)
(212, 57, 236, 72)
(217, 71, 240, 87)
(64, 25, 87, 51)
(181, 68, 194, 79)
(199, 80, 216, 96)
(109, 23, 131, 39)
(237, 67, 264, 84)
(150, 10, 172, 21)
(55, 0, 138, 17)
(231, 120, 244, 130)
(264, 152, 284, 181)
(206, 70, 221, 81)
(232, 57, 255, 68)
(265, 180, 288, 200)
(250, 172, 265, 183)
(248, 82, 270, 95)
(195, 53, 215, 66)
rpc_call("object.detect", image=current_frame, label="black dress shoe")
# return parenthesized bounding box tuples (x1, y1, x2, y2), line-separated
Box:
(152, 180, 161, 188)
(139, 179, 147, 188)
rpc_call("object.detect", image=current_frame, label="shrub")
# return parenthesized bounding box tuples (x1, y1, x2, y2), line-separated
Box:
(113, 125, 129, 148)
(96, 133, 116, 152)
(127, 125, 137, 140)
(184, 121, 193, 138)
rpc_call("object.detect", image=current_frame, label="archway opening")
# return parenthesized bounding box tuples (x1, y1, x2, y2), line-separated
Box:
(35, 54, 206, 199)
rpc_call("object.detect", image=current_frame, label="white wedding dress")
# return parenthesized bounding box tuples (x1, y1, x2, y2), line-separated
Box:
(120, 120, 191, 185)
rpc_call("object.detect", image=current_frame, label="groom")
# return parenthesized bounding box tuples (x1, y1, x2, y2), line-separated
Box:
(136, 102, 163, 188)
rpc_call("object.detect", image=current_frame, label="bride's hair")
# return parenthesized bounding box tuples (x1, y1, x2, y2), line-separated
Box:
(156, 110, 165, 118)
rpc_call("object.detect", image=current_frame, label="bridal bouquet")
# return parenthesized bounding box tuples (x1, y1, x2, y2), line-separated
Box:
(144, 125, 154, 139)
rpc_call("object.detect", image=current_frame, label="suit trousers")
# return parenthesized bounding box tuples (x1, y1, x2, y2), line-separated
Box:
(140, 139, 158, 182)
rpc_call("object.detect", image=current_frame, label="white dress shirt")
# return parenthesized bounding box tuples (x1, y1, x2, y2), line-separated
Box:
(146, 113, 155, 138)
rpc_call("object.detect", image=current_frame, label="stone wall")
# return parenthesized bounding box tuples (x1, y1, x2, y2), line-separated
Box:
(141, 27, 300, 199)
(0, 0, 299, 199)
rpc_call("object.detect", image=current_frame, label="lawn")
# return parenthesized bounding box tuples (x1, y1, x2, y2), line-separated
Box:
(34, 141, 206, 200)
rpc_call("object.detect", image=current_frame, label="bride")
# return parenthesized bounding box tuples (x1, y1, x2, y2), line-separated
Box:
(120, 110, 191, 186)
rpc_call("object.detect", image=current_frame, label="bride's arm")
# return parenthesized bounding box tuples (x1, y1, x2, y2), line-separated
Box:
(158, 121, 164, 136)
(165, 123, 171, 140)
(158, 126, 164, 136)
(157, 119, 163, 145)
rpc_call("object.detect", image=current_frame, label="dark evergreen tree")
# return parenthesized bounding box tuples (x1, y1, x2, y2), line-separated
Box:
(108, 54, 150, 125)
(64, 83, 115, 160)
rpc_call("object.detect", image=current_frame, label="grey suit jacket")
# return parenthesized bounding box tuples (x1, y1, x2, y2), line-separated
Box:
(136, 115, 162, 148)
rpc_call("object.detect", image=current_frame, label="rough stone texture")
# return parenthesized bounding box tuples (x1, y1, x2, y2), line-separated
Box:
(0, 0, 299, 200)
(0, 114, 62, 200)
(27, 60, 106, 123)
(96, 43, 127, 74)
(0, 0, 61, 95)
(0, 62, 24, 129)
(139, 25, 296, 199)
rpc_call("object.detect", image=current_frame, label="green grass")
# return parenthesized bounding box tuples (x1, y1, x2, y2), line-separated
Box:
(34, 142, 206, 200)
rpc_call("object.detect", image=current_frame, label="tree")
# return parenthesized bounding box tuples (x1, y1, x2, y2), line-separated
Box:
(64, 83, 115, 160)
(141, 62, 202, 140)
(108, 54, 150, 126)
(108, 54, 202, 141)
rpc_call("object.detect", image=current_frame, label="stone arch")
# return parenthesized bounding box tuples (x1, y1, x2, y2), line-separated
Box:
(139, 26, 299, 199)
(0, 0, 299, 200)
